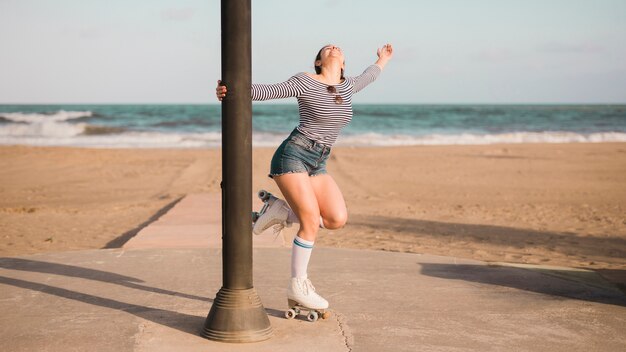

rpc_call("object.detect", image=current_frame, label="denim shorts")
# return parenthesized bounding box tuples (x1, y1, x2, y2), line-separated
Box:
(269, 129, 332, 178)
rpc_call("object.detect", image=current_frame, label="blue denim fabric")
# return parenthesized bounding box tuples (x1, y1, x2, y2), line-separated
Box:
(269, 129, 331, 178)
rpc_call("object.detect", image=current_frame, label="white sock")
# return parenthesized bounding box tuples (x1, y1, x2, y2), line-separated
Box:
(319, 215, 325, 229)
(291, 236, 314, 278)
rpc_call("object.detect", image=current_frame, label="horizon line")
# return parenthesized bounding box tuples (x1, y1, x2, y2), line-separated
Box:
(2, 102, 626, 106)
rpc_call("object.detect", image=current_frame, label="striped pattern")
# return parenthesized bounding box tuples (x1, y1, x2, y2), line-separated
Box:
(252, 64, 381, 146)
(293, 237, 314, 249)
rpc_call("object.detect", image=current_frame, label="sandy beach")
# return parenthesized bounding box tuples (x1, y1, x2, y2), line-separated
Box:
(1, 143, 625, 285)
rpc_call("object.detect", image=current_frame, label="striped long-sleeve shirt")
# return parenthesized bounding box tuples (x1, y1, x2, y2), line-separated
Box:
(252, 64, 382, 146)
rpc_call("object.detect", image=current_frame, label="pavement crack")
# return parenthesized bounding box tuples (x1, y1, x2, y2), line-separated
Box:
(334, 311, 354, 352)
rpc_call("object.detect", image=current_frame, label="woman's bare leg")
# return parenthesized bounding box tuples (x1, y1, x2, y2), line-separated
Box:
(273, 173, 320, 242)
(274, 172, 320, 283)
(274, 173, 347, 233)
(309, 174, 348, 229)
(273, 172, 337, 309)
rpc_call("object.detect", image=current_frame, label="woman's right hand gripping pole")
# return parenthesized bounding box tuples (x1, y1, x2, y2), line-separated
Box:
(216, 80, 228, 101)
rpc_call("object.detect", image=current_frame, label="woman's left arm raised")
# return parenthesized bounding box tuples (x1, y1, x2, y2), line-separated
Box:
(375, 43, 393, 70)
(352, 44, 394, 93)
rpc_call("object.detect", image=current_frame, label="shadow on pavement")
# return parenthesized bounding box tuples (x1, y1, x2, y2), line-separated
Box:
(0, 257, 286, 330)
(0, 275, 207, 336)
(594, 268, 626, 293)
(0, 257, 211, 302)
(419, 263, 626, 307)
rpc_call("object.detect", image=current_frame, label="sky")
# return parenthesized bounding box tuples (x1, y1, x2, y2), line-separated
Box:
(0, 0, 625, 104)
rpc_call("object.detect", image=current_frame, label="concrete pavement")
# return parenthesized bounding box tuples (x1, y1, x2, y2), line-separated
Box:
(123, 193, 285, 249)
(1, 193, 625, 351)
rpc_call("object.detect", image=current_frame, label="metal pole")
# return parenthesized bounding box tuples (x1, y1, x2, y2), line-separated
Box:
(202, 0, 272, 343)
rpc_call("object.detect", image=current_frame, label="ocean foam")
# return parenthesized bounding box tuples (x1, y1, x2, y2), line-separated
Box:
(335, 131, 626, 146)
(0, 110, 92, 123)
(0, 121, 86, 138)
(0, 131, 222, 148)
(1, 130, 625, 149)
(0, 110, 96, 139)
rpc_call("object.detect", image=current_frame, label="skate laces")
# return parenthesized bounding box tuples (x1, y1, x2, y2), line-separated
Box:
(303, 278, 317, 294)
(271, 223, 288, 246)
(269, 202, 291, 246)
(294, 278, 311, 295)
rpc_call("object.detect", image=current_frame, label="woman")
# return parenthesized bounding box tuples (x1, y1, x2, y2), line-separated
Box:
(216, 43, 393, 312)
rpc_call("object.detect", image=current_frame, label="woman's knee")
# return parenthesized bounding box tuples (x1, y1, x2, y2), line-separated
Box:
(323, 211, 348, 230)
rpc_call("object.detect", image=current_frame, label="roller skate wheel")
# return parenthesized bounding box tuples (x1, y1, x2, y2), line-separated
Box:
(307, 311, 319, 322)
(258, 190, 270, 201)
(321, 311, 331, 319)
(285, 309, 297, 320)
(251, 212, 260, 223)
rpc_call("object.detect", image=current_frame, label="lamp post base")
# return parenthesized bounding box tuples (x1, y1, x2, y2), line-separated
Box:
(202, 287, 273, 343)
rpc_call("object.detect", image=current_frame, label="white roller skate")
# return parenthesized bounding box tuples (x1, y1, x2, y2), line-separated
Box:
(285, 277, 331, 322)
(252, 190, 292, 236)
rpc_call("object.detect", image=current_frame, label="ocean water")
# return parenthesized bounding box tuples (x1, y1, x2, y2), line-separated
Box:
(0, 104, 625, 148)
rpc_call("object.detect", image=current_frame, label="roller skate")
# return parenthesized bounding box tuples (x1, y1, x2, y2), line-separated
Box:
(252, 190, 292, 236)
(284, 277, 331, 322)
